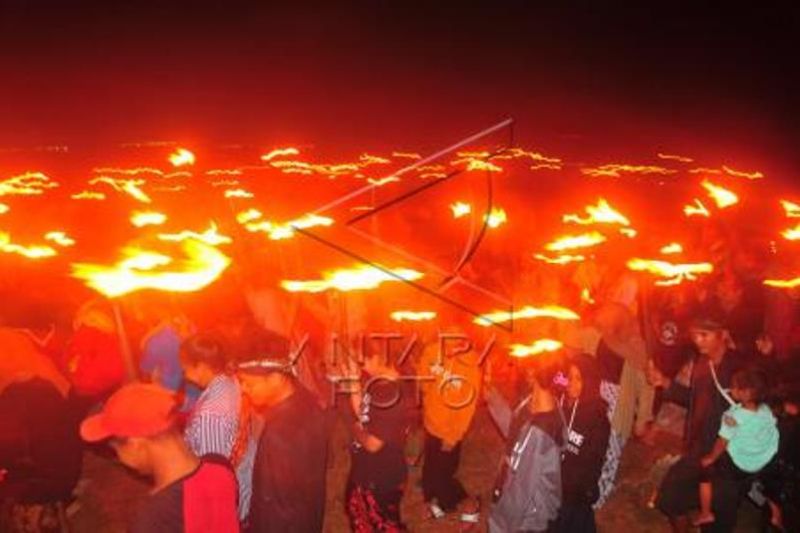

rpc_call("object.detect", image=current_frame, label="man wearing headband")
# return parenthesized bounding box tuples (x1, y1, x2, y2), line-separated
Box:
(649, 306, 745, 532)
(236, 331, 328, 533)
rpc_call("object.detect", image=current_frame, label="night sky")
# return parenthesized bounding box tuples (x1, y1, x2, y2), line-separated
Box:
(1, 2, 798, 173)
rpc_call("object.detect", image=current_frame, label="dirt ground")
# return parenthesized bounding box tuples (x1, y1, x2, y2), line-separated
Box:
(68, 407, 763, 532)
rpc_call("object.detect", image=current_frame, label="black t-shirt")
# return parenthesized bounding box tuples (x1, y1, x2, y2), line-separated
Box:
(131, 455, 239, 533)
(560, 399, 610, 505)
(349, 377, 411, 493)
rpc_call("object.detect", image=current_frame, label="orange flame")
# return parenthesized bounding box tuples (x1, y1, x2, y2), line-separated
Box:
(281, 264, 423, 293)
(390, 311, 437, 322)
(0, 203, 8, 214)
(563, 198, 630, 226)
(657, 153, 694, 163)
(224, 188, 255, 199)
(722, 165, 763, 180)
(581, 164, 675, 178)
(627, 258, 713, 285)
(44, 231, 76, 247)
(90, 177, 151, 203)
(619, 228, 637, 238)
(168, 148, 196, 167)
(0, 232, 57, 259)
(244, 213, 334, 241)
(72, 240, 231, 298)
(485, 207, 507, 228)
(131, 211, 168, 227)
(581, 288, 595, 304)
(360, 154, 392, 165)
(71, 190, 107, 201)
(660, 243, 683, 255)
(683, 198, 711, 217)
(545, 231, 607, 252)
(450, 202, 472, 218)
(701, 180, 738, 209)
(206, 169, 243, 176)
(781, 225, 800, 241)
(530, 163, 563, 171)
(764, 278, 800, 289)
(510, 339, 563, 358)
(465, 159, 503, 173)
(157, 222, 232, 246)
(534, 253, 586, 265)
(236, 208, 263, 224)
(781, 200, 800, 218)
(473, 305, 580, 327)
(392, 151, 422, 159)
(366, 176, 401, 187)
(0, 172, 59, 196)
(260, 147, 300, 161)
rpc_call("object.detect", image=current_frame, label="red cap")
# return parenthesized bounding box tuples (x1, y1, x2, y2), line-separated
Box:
(80, 383, 178, 442)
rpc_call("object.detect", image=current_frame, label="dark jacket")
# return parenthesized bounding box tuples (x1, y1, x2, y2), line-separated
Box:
(662, 350, 742, 459)
(249, 385, 328, 533)
(560, 398, 610, 505)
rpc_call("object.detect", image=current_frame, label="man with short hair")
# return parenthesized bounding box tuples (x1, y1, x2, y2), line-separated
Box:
(236, 333, 328, 533)
(649, 309, 745, 532)
(80, 383, 239, 533)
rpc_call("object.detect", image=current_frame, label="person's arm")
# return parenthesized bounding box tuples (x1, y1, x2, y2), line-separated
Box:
(701, 437, 728, 467)
(649, 360, 691, 407)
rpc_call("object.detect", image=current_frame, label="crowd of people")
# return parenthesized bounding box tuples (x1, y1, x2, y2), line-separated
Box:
(3, 242, 800, 533)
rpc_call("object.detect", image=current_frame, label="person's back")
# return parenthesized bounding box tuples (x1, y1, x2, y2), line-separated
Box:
(722, 403, 778, 473)
(131, 454, 239, 533)
(250, 384, 328, 532)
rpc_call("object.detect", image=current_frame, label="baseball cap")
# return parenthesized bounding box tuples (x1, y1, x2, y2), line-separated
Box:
(80, 383, 178, 442)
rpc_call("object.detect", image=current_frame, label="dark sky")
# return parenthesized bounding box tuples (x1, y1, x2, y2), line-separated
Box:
(1, 1, 798, 171)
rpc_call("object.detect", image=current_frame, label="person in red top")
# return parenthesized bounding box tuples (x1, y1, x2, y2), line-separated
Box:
(80, 383, 240, 533)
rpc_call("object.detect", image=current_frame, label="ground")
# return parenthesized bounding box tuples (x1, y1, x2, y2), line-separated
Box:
(68, 408, 763, 532)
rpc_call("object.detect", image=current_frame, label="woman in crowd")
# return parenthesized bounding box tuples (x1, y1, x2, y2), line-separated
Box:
(180, 333, 258, 524)
(554, 353, 611, 532)
(486, 350, 564, 532)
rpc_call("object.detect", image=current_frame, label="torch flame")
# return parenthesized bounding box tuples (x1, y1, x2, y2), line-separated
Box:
(722, 165, 763, 180)
(0, 172, 59, 196)
(260, 147, 300, 161)
(157, 222, 232, 246)
(781, 225, 800, 241)
(764, 278, 800, 289)
(534, 254, 586, 265)
(0, 232, 57, 259)
(701, 180, 738, 209)
(44, 231, 76, 247)
(450, 202, 472, 218)
(660, 243, 683, 255)
(563, 198, 630, 226)
(474, 305, 580, 327)
(236, 208, 263, 224)
(390, 311, 437, 322)
(71, 191, 107, 201)
(281, 264, 423, 293)
(168, 148, 196, 167)
(90, 177, 151, 203)
(224, 188, 255, 199)
(131, 211, 168, 227)
(627, 258, 713, 285)
(0, 203, 8, 214)
(485, 207, 507, 228)
(72, 240, 231, 298)
(545, 231, 607, 252)
(510, 340, 563, 358)
(244, 213, 333, 241)
(683, 198, 710, 217)
(781, 200, 800, 218)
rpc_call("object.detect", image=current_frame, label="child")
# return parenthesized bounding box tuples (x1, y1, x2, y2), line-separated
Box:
(694, 368, 779, 526)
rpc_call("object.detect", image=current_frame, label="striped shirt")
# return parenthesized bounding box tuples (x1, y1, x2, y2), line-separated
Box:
(185, 374, 257, 521)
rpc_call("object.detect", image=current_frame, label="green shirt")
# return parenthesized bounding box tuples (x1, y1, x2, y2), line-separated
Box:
(719, 404, 779, 473)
